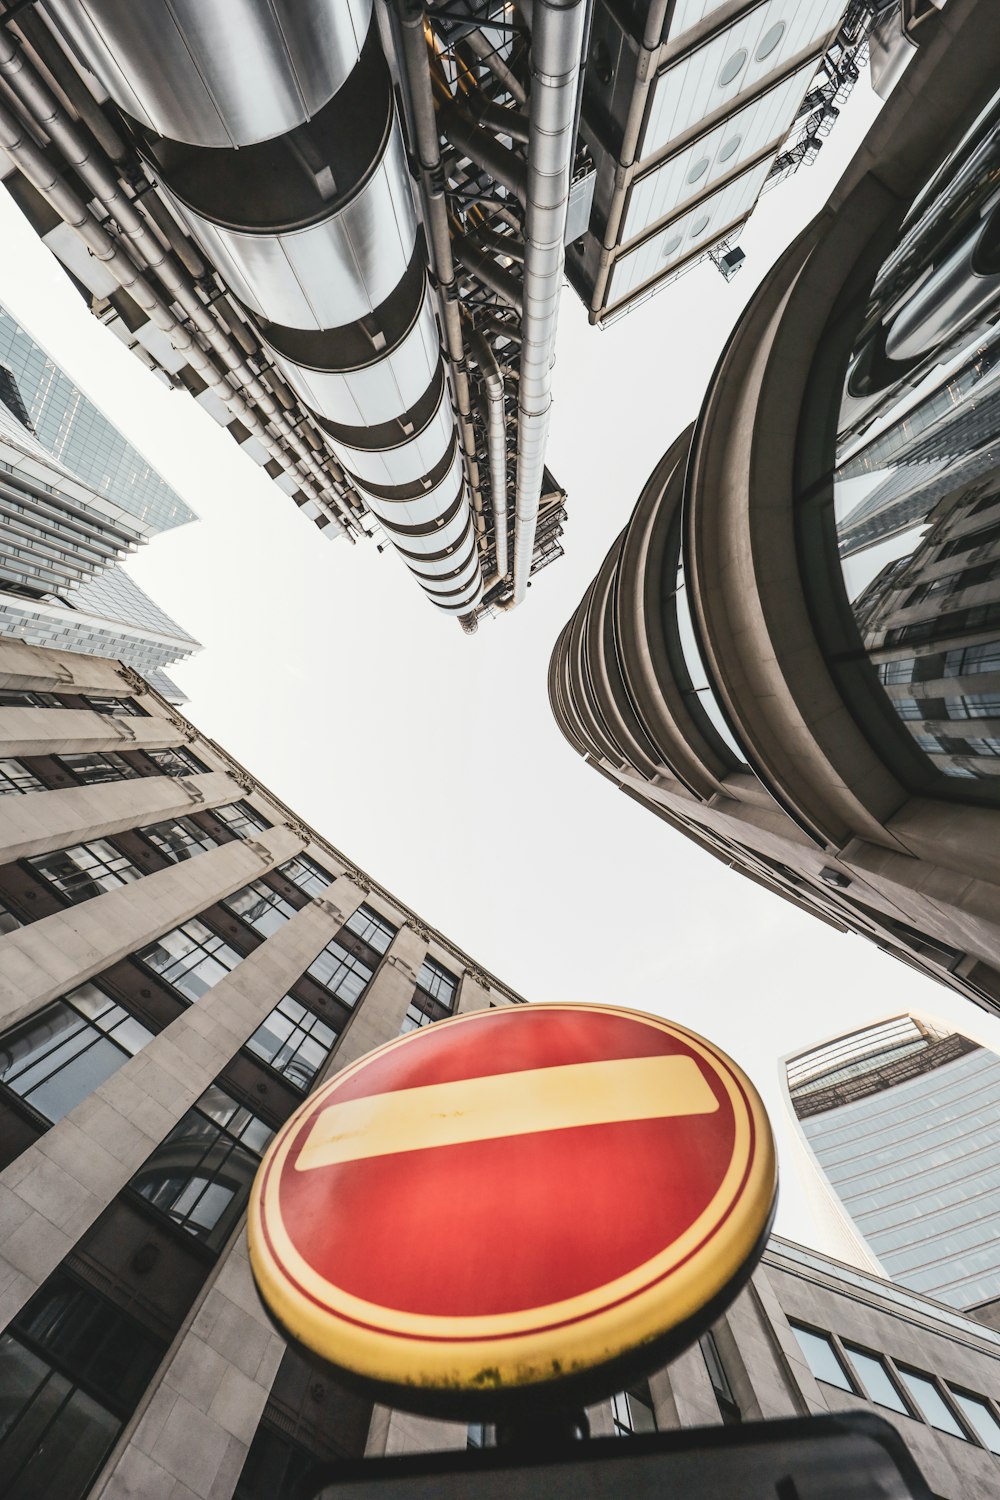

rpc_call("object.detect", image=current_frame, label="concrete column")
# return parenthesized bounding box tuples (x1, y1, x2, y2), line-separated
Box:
(94, 1237, 287, 1500)
(0, 884, 351, 1331)
(456, 968, 497, 1014)
(0, 823, 302, 1028)
(334, 924, 429, 1068)
(723, 1272, 817, 1419)
(0, 705, 187, 757)
(0, 770, 240, 862)
(649, 1343, 720, 1430)
(366, 1408, 467, 1457)
(0, 637, 130, 695)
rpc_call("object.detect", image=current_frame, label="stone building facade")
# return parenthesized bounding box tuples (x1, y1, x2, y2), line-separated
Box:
(1, 637, 999, 1499)
(550, 0, 1000, 1018)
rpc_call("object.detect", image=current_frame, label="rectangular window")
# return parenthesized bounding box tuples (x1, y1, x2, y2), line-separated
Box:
(842, 1346, 910, 1416)
(343, 903, 397, 955)
(136, 920, 243, 1002)
(131, 1084, 273, 1251)
(57, 752, 141, 785)
(145, 746, 208, 777)
(611, 1384, 656, 1437)
(0, 982, 154, 1123)
(0, 689, 63, 707)
(140, 816, 220, 863)
(0, 756, 42, 795)
(306, 939, 373, 1008)
(29, 839, 141, 904)
(278, 854, 334, 898)
(401, 995, 436, 1033)
(896, 1369, 968, 1439)
(82, 695, 147, 718)
(947, 1388, 1000, 1453)
(700, 1331, 741, 1423)
(223, 880, 297, 938)
(0, 896, 20, 936)
(246, 996, 339, 1090)
(0, 1274, 166, 1500)
(789, 1324, 855, 1393)
(415, 957, 458, 1008)
(213, 801, 271, 837)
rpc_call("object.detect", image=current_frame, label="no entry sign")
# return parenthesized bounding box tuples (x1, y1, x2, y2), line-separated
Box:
(248, 1003, 777, 1413)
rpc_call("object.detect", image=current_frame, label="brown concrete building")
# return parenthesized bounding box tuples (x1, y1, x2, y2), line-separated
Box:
(550, 0, 1000, 1018)
(1, 637, 999, 1498)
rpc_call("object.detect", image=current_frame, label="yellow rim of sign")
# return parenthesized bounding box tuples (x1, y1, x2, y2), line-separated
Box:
(247, 1003, 777, 1394)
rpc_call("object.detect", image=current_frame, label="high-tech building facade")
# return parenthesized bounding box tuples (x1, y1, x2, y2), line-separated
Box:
(784, 1016, 1000, 1316)
(569, 0, 886, 324)
(1, 638, 999, 1500)
(0, 2, 891, 622)
(550, 0, 1000, 1017)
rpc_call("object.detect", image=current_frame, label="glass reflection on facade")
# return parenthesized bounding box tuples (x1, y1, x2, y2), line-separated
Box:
(789, 1017, 1000, 1310)
(820, 90, 1000, 799)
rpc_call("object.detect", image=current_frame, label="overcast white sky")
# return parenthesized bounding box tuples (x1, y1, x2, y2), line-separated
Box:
(3, 73, 999, 1257)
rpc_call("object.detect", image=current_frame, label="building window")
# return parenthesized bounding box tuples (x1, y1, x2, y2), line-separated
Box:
(0, 896, 20, 935)
(343, 903, 397, 955)
(278, 854, 334, 898)
(306, 940, 373, 1008)
(789, 1324, 855, 1393)
(842, 1346, 911, 1416)
(57, 752, 141, 785)
(29, 839, 141, 904)
(145, 745, 208, 777)
(0, 688, 63, 707)
(246, 996, 339, 1091)
(81, 695, 147, 717)
(223, 880, 297, 937)
(0, 982, 154, 1123)
(467, 1421, 494, 1448)
(0, 756, 42, 795)
(401, 995, 436, 1032)
(415, 957, 458, 1008)
(896, 1368, 968, 1439)
(136, 920, 243, 1002)
(140, 816, 220, 863)
(213, 801, 271, 836)
(131, 1084, 273, 1251)
(947, 1388, 1000, 1453)
(0, 1273, 166, 1500)
(611, 1384, 656, 1436)
(700, 1331, 741, 1423)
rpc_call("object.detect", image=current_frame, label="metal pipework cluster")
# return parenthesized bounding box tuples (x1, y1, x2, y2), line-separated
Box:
(32, 0, 484, 618)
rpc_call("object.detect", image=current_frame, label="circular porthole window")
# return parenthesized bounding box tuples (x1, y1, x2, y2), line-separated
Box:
(662, 234, 683, 258)
(719, 134, 742, 163)
(755, 21, 786, 61)
(690, 214, 710, 238)
(687, 156, 710, 184)
(718, 49, 747, 87)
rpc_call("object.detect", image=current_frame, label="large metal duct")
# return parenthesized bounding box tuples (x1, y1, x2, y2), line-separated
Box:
(40, 0, 482, 618)
(512, 0, 587, 604)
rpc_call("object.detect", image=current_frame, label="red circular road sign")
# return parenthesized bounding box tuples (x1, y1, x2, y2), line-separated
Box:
(248, 1003, 776, 1414)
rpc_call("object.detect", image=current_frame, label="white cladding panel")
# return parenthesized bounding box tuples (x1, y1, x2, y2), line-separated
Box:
(609, 159, 770, 304)
(666, 1, 734, 44)
(623, 60, 814, 241)
(642, 0, 845, 159)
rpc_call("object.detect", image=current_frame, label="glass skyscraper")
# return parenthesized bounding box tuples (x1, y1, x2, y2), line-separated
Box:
(784, 1016, 1000, 1314)
(0, 301, 194, 536)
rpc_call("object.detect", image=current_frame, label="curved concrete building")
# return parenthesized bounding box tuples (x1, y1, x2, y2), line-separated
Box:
(551, 0, 1000, 1016)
